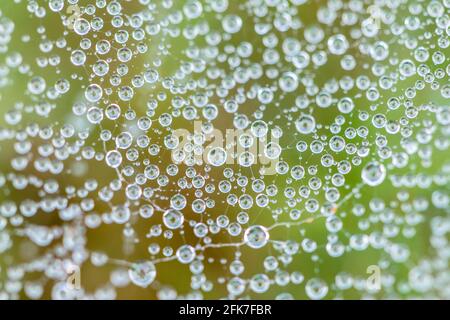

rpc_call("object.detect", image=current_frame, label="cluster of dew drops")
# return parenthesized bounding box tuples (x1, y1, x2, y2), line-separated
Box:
(0, 0, 449, 299)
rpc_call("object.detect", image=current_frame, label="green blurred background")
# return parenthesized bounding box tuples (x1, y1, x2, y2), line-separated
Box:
(0, 0, 448, 299)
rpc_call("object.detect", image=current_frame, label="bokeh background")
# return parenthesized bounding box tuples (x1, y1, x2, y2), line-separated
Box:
(0, 0, 448, 299)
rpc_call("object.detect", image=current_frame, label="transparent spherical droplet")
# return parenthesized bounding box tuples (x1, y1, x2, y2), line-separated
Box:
(295, 115, 316, 134)
(74, 18, 91, 36)
(251, 120, 268, 138)
(207, 147, 227, 166)
(92, 60, 109, 77)
(28, 77, 46, 95)
(305, 278, 328, 300)
(128, 261, 156, 288)
(87, 107, 103, 124)
(183, 1, 203, 19)
(176, 244, 196, 264)
(105, 150, 122, 168)
(222, 14, 242, 34)
(250, 274, 271, 293)
(361, 161, 386, 186)
(337, 97, 354, 114)
(49, 0, 64, 12)
(244, 225, 269, 249)
(327, 34, 348, 55)
(279, 72, 298, 92)
(111, 205, 130, 224)
(71, 50, 86, 66)
(264, 142, 281, 159)
(126, 184, 142, 200)
(115, 132, 133, 149)
(85, 84, 103, 102)
(163, 209, 184, 229)
(235, 152, 252, 168)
